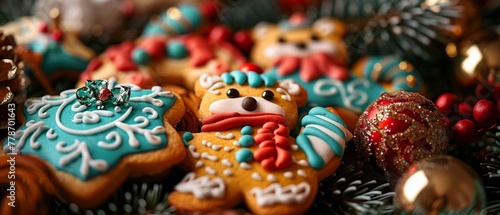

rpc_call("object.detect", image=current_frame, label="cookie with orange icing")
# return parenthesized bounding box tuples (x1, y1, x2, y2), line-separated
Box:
(169, 69, 352, 214)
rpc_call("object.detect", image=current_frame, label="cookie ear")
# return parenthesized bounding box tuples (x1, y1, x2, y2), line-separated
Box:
(195, 73, 224, 98)
(252, 22, 276, 40)
(312, 18, 346, 37)
(278, 79, 308, 108)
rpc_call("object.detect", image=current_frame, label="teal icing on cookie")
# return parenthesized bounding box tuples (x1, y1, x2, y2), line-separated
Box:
(182, 132, 193, 147)
(219, 71, 277, 88)
(296, 107, 351, 170)
(132, 48, 151, 66)
(221, 73, 233, 85)
(361, 55, 423, 91)
(241, 126, 253, 135)
(230, 70, 247, 85)
(2, 83, 176, 181)
(238, 135, 254, 147)
(26, 40, 88, 76)
(142, 4, 202, 36)
(268, 68, 386, 114)
(235, 148, 253, 163)
(247, 72, 263, 87)
(166, 41, 188, 59)
(260, 73, 277, 87)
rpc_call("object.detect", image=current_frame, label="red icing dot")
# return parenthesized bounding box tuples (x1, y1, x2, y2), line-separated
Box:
(208, 25, 232, 42)
(233, 30, 254, 53)
(51, 29, 63, 41)
(106, 41, 137, 71)
(39, 22, 49, 33)
(139, 37, 166, 59)
(98, 88, 112, 101)
(239, 63, 263, 74)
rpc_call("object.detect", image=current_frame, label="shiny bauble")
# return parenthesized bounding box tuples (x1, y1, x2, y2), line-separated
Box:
(354, 91, 449, 179)
(394, 156, 486, 214)
(451, 29, 500, 87)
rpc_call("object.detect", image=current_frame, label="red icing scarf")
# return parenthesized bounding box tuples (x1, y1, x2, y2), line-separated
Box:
(272, 52, 349, 82)
(201, 113, 293, 171)
(253, 122, 293, 171)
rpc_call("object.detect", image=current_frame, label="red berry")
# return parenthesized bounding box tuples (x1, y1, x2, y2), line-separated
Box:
(239, 63, 263, 74)
(435, 93, 459, 113)
(208, 25, 232, 42)
(452, 119, 478, 144)
(98, 88, 112, 101)
(458, 102, 473, 119)
(473, 99, 498, 127)
(51, 29, 63, 41)
(233, 30, 254, 53)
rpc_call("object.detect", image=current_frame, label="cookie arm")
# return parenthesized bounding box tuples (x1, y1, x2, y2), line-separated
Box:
(296, 107, 352, 170)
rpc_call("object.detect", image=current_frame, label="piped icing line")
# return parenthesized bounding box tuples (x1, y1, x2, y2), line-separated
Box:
(223, 169, 234, 176)
(215, 132, 234, 140)
(3, 84, 176, 180)
(267, 174, 277, 182)
(251, 172, 263, 181)
(221, 159, 232, 167)
(201, 113, 288, 132)
(292, 157, 309, 167)
(223, 146, 233, 152)
(284, 171, 293, 179)
(240, 162, 252, 169)
(297, 169, 307, 178)
(188, 145, 200, 158)
(250, 182, 311, 207)
(205, 166, 217, 175)
(276, 87, 292, 102)
(201, 152, 219, 162)
(195, 161, 204, 168)
(296, 107, 351, 170)
(175, 172, 226, 199)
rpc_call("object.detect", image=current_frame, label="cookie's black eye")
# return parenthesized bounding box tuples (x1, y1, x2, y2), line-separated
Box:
(311, 34, 319, 41)
(262, 90, 274, 101)
(226, 88, 239, 98)
(278, 36, 286, 43)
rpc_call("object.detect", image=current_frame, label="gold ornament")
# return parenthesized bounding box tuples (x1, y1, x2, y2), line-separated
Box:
(394, 156, 486, 214)
(452, 30, 500, 86)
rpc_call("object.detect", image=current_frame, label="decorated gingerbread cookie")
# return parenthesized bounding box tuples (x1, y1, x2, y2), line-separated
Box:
(2, 78, 186, 209)
(168, 70, 352, 214)
(1, 14, 95, 94)
(251, 14, 424, 117)
(78, 34, 245, 90)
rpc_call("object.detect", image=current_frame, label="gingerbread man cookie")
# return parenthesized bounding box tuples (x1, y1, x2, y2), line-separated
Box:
(169, 69, 352, 214)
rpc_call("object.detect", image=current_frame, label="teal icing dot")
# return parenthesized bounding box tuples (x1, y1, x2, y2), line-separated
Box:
(182, 132, 193, 147)
(247, 72, 262, 87)
(221, 73, 233, 85)
(166, 41, 187, 59)
(241, 126, 253, 135)
(235, 148, 253, 163)
(238, 135, 254, 147)
(131, 48, 150, 66)
(230, 70, 247, 85)
(260, 73, 277, 87)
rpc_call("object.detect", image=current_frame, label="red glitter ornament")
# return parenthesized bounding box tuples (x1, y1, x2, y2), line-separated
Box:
(354, 91, 449, 178)
(473, 99, 498, 128)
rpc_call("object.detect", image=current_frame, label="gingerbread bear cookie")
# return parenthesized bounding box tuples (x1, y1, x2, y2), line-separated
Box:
(251, 14, 424, 116)
(2, 78, 186, 209)
(169, 70, 352, 214)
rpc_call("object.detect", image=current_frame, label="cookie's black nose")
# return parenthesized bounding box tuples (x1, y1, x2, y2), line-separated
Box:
(296, 42, 307, 49)
(242, 97, 257, 111)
